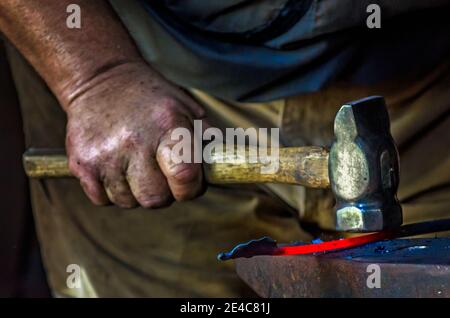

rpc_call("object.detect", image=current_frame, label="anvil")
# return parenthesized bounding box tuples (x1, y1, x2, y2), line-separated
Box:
(235, 238, 450, 298)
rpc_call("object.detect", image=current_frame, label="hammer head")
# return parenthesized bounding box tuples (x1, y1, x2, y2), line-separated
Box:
(329, 96, 402, 232)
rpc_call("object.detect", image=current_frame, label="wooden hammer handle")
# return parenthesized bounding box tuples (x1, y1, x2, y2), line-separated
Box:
(23, 147, 330, 188)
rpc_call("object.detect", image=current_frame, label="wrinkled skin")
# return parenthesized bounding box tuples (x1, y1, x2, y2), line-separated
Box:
(66, 62, 207, 208)
(0, 1, 208, 208)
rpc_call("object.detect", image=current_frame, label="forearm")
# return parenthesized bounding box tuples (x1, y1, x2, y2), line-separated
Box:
(0, 0, 143, 109)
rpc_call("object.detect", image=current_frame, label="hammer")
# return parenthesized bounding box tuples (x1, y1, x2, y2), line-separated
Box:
(22, 96, 402, 232)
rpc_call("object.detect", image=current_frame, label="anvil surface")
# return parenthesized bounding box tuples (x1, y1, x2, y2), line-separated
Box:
(235, 238, 450, 298)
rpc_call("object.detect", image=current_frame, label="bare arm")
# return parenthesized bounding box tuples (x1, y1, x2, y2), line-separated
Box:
(0, 0, 142, 108)
(0, 0, 206, 208)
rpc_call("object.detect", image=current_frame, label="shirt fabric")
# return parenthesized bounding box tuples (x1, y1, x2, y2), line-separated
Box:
(110, 0, 450, 102)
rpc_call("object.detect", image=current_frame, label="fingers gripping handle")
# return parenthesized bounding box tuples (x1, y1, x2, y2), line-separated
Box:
(22, 147, 330, 188)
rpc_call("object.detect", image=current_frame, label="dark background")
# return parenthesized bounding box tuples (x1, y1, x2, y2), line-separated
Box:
(0, 41, 50, 297)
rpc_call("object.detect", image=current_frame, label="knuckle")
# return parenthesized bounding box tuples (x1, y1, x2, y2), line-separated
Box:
(157, 108, 184, 133)
(68, 156, 93, 176)
(123, 132, 144, 149)
(159, 96, 178, 110)
(68, 147, 106, 173)
(127, 173, 174, 209)
(170, 164, 200, 185)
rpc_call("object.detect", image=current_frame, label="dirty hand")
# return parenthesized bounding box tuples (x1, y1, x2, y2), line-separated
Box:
(65, 62, 206, 208)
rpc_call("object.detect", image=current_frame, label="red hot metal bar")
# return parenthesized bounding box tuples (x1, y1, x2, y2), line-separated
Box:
(218, 218, 450, 260)
(275, 230, 392, 256)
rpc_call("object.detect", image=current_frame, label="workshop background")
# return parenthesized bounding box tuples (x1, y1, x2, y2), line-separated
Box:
(0, 40, 50, 297)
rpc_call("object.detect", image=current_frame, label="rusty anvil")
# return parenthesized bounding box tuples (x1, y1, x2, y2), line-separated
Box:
(22, 96, 402, 232)
(235, 237, 450, 298)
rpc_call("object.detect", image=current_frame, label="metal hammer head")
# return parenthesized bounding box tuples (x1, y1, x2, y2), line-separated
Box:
(329, 96, 402, 232)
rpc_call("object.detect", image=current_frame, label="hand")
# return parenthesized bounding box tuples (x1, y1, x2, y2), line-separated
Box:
(65, 62, 207, 208)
